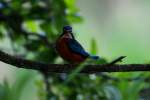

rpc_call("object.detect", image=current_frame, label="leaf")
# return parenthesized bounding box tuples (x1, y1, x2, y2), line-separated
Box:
(23, 20, 42, 33)
(67, 14, 83, 23)
(11, 71, 35, 100)
(103, 85, 122, 100)
(90, 38, 98, 55)
(64, 61, 87, 84)
(0, 25, 5, 39)
(0, 79, 12, 100)
(0, 84, 5, 100)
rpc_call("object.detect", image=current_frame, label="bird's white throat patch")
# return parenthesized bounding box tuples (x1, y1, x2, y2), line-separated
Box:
(62, 33, 73, 39)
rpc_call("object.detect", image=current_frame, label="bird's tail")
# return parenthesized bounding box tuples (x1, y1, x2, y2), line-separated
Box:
(90, 55, 100, 60)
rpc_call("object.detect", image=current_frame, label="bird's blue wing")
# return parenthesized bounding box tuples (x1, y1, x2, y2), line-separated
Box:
(67, 39, 89, 57)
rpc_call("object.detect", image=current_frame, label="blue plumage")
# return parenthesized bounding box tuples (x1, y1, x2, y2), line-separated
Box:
(67, 39, 100, 60)
(68, 39, 89, 57)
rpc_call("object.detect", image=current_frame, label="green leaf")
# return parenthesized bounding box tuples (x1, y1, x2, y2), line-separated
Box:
(0, 84, 6, 100)
(64, 61, 87, 84)
(90, 38, 97, 55)
(11, 71, 35, 100)
(103, 85, 122, 100)
(23, 20, 42, 33)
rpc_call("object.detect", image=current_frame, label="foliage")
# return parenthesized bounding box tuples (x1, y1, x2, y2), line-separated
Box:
(0, 71, 35, 100)
(0, 0, 150, 100)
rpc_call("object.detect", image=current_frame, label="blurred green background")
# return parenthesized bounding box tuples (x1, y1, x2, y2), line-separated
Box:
(0, 0, 150, 100)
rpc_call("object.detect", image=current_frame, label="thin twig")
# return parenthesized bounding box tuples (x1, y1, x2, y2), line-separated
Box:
(109, 56, 126, 65)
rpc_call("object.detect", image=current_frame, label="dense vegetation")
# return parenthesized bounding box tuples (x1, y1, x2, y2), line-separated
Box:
(0, 0, 149, 100)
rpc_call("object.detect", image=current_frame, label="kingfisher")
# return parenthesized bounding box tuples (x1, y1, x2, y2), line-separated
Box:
(56, 26, 99, 64)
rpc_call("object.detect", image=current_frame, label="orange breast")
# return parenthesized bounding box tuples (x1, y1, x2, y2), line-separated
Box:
(56, 38, 85, 63)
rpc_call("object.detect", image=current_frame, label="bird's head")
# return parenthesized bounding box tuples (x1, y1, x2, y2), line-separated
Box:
(61, 26, 74, 39)
(63, 26, 72, 33)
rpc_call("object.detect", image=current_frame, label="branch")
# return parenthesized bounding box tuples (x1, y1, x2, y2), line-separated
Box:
(109, 56, 126, 65)
(0, 50, 150, 74)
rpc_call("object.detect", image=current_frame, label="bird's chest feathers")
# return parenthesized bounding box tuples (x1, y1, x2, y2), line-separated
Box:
(56, 34, 84, 62)
(56, 37, 71, 56)
(56, 33, 73, 53)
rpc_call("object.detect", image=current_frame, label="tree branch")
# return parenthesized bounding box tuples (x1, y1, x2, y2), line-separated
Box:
(0, 50, 150, 74)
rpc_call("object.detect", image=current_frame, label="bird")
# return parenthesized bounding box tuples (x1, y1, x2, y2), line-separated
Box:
(56, 26, 99, 64)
